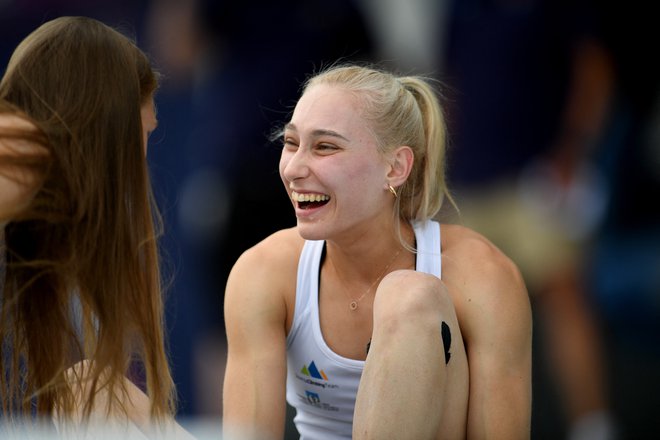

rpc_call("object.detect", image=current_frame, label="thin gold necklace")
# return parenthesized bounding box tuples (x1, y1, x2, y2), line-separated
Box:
(330, 248, 403, 311)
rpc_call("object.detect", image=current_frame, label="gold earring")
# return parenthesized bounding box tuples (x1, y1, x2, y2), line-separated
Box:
(388, 184, 398, 198)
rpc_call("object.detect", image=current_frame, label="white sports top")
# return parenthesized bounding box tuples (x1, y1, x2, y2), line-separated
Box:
(285, 220, 442, 439)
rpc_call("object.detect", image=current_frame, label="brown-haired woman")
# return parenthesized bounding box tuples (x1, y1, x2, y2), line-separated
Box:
(0, 16, 191, 438)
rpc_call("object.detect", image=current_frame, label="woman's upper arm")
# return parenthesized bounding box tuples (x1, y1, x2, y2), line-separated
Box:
(459, 241, 533, 439)
(222, 242, 291, 440)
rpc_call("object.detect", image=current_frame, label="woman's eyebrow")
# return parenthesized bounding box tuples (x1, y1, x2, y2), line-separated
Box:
(284, 123, 350, 141)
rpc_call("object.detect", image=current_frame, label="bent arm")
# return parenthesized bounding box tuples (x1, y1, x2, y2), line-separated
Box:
(222, 246, 289, 440)
(464, 250, 533, 439)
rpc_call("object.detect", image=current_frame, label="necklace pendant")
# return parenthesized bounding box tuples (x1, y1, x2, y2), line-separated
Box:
(349, 301, 358, 311)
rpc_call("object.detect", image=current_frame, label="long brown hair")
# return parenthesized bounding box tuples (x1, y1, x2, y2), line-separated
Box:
(0, 16, 174, 422)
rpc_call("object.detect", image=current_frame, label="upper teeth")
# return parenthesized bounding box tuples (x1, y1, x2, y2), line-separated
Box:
(292, 191, 329, 202)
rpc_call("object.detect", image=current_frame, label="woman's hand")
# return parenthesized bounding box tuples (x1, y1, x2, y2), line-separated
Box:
(0, 112, 48, 225)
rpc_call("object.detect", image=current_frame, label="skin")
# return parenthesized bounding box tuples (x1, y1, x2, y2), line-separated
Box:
(0, 113, 47, 226)
(0, 98, 156, 225)
(141, 98, 158, 154)
(56, 360, 195, 439)
(280, 85, 395, 245)
(223, 84, 532, 439)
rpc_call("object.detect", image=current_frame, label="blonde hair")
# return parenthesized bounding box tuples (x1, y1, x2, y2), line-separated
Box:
(304, 64, 456, 223)
(0, 16, 174, 422)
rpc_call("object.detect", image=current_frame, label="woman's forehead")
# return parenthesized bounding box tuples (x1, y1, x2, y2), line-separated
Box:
(290, 84, 367, 137)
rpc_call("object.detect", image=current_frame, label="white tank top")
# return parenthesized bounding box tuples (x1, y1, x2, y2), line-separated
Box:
(285, 220, 442, 439)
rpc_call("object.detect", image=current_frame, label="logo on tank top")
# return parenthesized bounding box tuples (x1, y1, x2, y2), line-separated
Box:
(302, 390, 339, 412)
(295, 361, 340, 412)
(301, 360, 328, 380)
(295, 360, 338, 390)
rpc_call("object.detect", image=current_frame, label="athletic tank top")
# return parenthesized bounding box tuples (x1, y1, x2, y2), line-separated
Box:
(285, 220, 442, 439)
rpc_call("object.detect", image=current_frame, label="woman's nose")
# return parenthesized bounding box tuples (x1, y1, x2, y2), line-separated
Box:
(281, 147, 310, 182)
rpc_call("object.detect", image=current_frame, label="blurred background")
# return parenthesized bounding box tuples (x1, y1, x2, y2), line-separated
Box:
(1, 1, 658, 439)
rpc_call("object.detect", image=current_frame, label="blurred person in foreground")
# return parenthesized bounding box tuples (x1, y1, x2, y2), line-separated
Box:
(223, 64, 532, 439)
(0, 16, 193, 439)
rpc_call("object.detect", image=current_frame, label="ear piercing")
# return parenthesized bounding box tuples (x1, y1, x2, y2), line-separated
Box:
(388, 184, 398, 198)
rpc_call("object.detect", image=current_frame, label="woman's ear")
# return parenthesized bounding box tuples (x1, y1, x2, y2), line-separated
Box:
(386, 145, 414, 187)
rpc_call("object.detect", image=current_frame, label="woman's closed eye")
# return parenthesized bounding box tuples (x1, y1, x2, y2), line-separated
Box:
(315, 142, 339, 153)
(283, 137, 299, 150)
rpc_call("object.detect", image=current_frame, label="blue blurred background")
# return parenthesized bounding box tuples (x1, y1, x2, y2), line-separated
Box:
(2, 1, 659, 439)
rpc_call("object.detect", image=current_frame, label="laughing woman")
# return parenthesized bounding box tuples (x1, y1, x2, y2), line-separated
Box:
(222, 64, 532, 439)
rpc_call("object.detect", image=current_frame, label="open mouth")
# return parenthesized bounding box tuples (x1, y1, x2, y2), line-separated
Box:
(292, 190, 330, 210)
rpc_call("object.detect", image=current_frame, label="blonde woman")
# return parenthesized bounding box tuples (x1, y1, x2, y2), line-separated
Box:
(223, 64, 533, 439)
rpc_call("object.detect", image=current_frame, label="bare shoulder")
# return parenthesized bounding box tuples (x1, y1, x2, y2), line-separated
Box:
(225, 227, 305, 327)
(441, 223, 525, 290)
(230, 227, 304, 280)
(440, 223, 531, 339)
